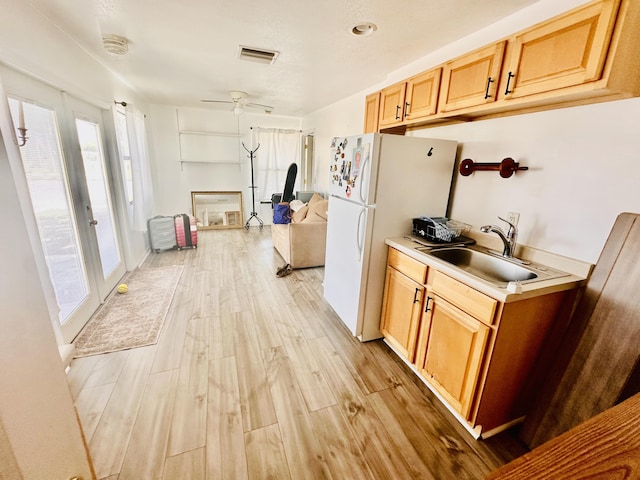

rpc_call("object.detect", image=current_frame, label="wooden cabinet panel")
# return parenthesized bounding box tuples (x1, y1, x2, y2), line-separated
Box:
(387, 247, 428, 284)
(502, 0, 619, 100)
(405, 68, 442, 121)
(431, 271, 497, 325)
(438, 41, 506, 113)
(418, 295, 490, 418)
(378, 82, 407, 128)
(363, 91, 380, 133)
(380, 267, 425, 362)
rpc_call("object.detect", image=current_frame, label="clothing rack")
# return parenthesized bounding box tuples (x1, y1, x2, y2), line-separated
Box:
(243, 142, 263, 229)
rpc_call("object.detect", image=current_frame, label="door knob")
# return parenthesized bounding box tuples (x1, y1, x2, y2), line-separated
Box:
(89, 220, 98, 226)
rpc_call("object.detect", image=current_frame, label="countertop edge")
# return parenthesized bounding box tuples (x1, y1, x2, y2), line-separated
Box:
(385, 237, 588, 303)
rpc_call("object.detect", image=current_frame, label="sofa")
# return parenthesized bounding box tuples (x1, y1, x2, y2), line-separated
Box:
(271, 193, 328, 269)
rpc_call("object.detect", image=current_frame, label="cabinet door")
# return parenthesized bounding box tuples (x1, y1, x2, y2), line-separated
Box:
(405, 68, 442, 121)
(418, 295, 490, 419)
(380, 266, 425, 362)
(439, 41, 506, 113)
(363, 91, 380, 133)
(502, 0, 619, 100)
(378, 82, 407, 128)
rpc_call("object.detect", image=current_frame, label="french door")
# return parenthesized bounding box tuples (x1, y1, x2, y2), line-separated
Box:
(5, 69, 126, 343)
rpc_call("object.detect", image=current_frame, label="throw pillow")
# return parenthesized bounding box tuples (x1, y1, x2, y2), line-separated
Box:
(308, 193, 324, 205)
(291, 205, 309, 223)
(308, 198, 328, 220)
(302, 212, 326, 223)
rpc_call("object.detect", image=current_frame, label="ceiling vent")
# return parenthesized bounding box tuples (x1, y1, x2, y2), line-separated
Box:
(103, 34, 129, 55)
(238, 46, 279, 64)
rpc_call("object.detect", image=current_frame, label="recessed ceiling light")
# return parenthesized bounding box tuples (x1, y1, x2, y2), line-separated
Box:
(350, 22, 377, 36)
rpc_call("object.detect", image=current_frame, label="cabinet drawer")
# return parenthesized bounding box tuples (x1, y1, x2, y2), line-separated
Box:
(388, 248, 427, 284)
(431, 271, 497, 324)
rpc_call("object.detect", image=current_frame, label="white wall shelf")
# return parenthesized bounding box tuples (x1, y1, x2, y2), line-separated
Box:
(178, 130, 242, 164)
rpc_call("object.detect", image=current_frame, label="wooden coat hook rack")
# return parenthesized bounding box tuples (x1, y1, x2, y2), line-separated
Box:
(459, 157, 528, 178)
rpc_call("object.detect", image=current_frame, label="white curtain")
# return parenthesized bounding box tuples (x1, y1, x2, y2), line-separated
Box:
(254, 128, 301, 202)
(126, 107, 155, 231)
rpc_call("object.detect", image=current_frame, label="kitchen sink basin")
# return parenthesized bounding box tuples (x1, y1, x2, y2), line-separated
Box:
(416, 246, 570, 287)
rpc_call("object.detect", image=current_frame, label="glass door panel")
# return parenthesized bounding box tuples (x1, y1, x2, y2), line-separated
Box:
(76, 118, 121, 278)
(7, 98, 96, 327)
(5, 69, 127, 343)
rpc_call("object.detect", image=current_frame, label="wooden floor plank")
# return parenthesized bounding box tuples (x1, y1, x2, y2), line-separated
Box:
(206, 356, 248, 480)
(89, 345, 157, 479)
(75, 383, 115, 443)
(263, 346, 333, 480)
(150, 261, 194, 374)
(309, 405, 375, 480)
(167, 314, 209, 456)
(234, 311, 278, 432)
(83, 349, 129, 389)
(72, 228, 526, 479)
(244, 424, 291, 480)
(307, 336, 419, 479)
(119, 370, 179, 480)
(310, 299, 391, 394)
(163, 447, 206, 480)
(67, 354, 100, 400)
(274, 305, 337, 412)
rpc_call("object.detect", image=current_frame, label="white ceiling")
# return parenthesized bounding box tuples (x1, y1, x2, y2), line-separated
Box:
(25, 0, 541, 117)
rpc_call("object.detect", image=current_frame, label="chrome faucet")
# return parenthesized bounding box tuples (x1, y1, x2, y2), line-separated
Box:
(480, 216, 518, 258)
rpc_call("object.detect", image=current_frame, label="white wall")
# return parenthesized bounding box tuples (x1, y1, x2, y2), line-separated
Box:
(301, 0, 638, 264)
(0, 5, 158, 475)
(413, 98, 640, 264)
(301, 92, 364, 194)
(148, 105, 301, 221)
(0, 131, 92, 480)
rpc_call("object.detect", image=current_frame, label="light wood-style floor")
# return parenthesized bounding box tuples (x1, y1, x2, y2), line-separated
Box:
(68, 227, 527, 480)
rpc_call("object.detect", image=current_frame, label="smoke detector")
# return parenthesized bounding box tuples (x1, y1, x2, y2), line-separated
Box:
(103, 34, 129, 55)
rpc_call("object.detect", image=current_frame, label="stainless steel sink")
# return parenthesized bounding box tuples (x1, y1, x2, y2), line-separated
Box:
(416, 246, 570, 287)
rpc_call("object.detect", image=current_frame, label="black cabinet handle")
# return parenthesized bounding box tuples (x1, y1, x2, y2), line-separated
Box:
(395, 105, 401, 120)
(504, 72, 515, 95)
(413, 288, 420, 304)
(424, 296, 432, 313)
(404, 102, 410, 117)
(484, 77, 494, 99)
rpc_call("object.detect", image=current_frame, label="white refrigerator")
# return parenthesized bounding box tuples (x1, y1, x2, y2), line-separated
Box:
(323, 133, 457, 341)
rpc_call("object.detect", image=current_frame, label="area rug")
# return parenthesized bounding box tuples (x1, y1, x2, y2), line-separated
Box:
(73, 265, 183, 358)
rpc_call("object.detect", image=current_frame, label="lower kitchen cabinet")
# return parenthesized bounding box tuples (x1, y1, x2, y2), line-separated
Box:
(380, 247, 578, 437)
(380, 267, 424, 362)
(416, 292, 490, 419)
(380, 248, 427, 362)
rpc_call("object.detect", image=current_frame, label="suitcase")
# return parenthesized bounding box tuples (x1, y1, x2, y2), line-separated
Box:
(174, 214, 197, 249)
(148, 216, 177, 253)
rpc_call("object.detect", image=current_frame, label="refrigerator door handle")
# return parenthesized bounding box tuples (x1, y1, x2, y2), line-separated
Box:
(356, 207, 366, 261)
(359, 154, 370, 205)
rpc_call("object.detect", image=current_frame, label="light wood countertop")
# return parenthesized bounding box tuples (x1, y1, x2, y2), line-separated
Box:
(385, 236, 591, 303)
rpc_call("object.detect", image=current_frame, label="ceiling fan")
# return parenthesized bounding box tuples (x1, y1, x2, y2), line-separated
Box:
(201, 90, 273, 115)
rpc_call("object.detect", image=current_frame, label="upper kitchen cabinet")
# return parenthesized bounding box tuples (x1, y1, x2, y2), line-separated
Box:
(438, 41, 506, 113)
(378, 81, 407, 128)
(501, 0, 620, 101)
(364, 0, 640, 129)
(404, 68, 442, 123)
(363, 91, 380, 133)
